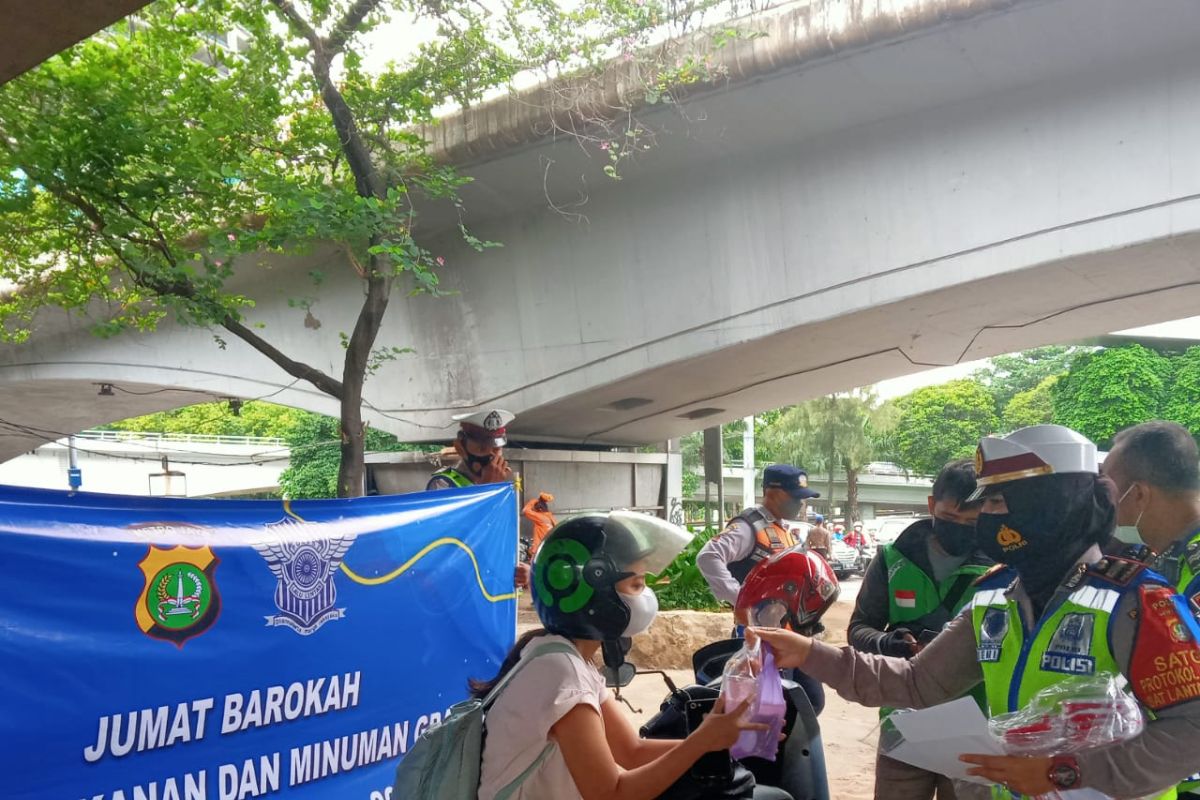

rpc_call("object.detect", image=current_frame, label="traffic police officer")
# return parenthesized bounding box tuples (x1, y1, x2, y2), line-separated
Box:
(427, 408, 529, 589)
(755, 425, 1200, 799)
(426, 408, 515, 490)
(1104, 420, 1200, 799)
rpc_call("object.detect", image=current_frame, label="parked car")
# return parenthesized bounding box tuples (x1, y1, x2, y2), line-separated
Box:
(827, 537, 862, 579)
(871, 517, 916, 547)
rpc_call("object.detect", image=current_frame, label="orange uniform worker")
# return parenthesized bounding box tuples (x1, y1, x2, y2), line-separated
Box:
(522, 492, 557, 558)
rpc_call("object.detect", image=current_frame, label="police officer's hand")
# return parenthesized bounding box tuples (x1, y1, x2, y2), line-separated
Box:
(514, 562, 531, 590)
(959, 754, 1054, 796)
(880, 630, 920, 658)
(480, 454, 512, 484)
(749, 627, 813, 668)
(692, 695, 767, 752)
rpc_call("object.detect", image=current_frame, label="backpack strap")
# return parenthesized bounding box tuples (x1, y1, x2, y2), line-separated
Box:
(482, 640, 580, 710)
(484, 640, 582, 798)
(493, 742, 556, 800)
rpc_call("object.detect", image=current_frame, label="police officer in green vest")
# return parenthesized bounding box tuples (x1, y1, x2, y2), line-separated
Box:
(1103, 420, 1200, 799)
(849, 459, 993, 800)
(753, 424, 1200, 800)
(427, 408, 530, 589)
(426, 409, 516, 491)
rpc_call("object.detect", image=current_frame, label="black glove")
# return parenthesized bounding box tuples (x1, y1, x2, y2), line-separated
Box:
(879, 629, 919, 658)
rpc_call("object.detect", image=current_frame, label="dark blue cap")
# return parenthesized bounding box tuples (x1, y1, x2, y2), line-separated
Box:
(762, 464, 820, 499)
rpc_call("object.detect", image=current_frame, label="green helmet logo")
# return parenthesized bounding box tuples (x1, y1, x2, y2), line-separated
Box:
(535, 537, 594, 613)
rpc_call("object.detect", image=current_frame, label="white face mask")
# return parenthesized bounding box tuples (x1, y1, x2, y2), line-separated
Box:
(1108, 482, 1147, 537)
(619, 587, 659, 637)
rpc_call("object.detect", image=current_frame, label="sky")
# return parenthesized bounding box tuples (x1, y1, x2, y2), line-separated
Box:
(872, 315, 1200, 399)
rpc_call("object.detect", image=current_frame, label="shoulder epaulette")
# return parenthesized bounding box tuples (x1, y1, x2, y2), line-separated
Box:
(1117, 542, 1154, 564)
(1186, 540, 1200, 576)
(973, 563, 1016, 588)
(1085, 556, 1147, 587)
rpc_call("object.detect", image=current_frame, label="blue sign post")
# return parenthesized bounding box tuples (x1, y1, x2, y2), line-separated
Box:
(0, 483, 518, 800)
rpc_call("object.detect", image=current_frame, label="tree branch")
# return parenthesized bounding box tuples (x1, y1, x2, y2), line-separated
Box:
(266, 0, 322, 52)
(327, 0, 387, 54)
(266, 0, 386, 200)
(223, 316, 345, 399)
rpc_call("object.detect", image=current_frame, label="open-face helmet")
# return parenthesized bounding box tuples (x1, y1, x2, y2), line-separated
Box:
(533, 510, 691, 641)
(735, 545, 839, 633)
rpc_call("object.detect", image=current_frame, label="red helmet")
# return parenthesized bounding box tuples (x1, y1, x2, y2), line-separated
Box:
(736, 545, 839, 632)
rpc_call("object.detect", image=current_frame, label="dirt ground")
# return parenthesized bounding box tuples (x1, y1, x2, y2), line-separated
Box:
(515, 578, 880, 799)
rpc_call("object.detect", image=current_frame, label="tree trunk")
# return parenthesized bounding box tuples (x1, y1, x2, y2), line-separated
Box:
(826, 450, 836, 520)
(336, 270, 391, 497)
(845, 464, 860, 525)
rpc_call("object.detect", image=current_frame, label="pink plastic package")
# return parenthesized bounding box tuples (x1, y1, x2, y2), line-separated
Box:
(720, 639, 786, 761)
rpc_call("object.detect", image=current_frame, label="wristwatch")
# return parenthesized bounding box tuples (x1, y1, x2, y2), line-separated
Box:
(1047, 755, 1081, 790)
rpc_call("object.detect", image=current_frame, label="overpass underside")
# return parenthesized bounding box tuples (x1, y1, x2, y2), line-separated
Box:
(4, 0, 1200, 459)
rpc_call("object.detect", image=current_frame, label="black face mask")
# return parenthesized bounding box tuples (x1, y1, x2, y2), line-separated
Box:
(931, 518, 977, 558)
(975, 474, 1114, 609)
(464, 450, 494, 474)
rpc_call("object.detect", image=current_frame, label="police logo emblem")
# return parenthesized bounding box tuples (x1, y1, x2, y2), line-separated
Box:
(255, 531, 355, 636)
(1041, 613, 1096, 675)
(483, 410, 504, 431)
(135, 545, 221, 647)
(977, 607, 1008, 662)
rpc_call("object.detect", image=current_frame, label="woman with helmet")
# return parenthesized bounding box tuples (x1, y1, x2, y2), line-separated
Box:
(474, 511, 769, 800)
(751, 425, 1200, 799)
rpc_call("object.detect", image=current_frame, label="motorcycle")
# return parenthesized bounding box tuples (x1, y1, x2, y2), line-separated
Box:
(634, 637, 830, 800)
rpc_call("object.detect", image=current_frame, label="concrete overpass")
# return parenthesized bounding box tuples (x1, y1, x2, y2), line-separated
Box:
(0, 1, 151, 84)
(6, 0, 1200, 459)
(0, 430, 288, 497)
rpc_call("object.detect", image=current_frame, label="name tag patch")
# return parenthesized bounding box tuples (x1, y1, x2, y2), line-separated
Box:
(1041, 613, 1097, 675)
(977, 607, 1008, 663)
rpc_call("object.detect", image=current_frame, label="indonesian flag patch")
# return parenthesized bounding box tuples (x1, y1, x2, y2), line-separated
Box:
(894, 590, 917, 609)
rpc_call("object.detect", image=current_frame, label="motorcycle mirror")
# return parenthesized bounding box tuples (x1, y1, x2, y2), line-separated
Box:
(603, 661, 637, 688)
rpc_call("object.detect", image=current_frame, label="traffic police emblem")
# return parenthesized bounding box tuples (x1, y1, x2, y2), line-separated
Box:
(977, 607, 1008, 662)
(1042, 612, 1096, 675)
(255, 531, 355, 636)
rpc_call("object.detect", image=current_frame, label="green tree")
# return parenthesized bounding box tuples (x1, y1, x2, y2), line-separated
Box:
(761, 392, 879, 522)
(1051, 345, 1172, 447)
(0, 0, 732, 496)
(1163, 346, 1200, 438)
(1001, 374, 1059, 432)
(971, 346, 1084, 410)
(895, 380, 997, 476)
(102, 401, 309, 439)
(277, 412, 419, 499)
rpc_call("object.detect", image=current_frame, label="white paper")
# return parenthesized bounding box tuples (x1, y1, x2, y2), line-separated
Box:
(886, 697, 1004, 785)
(885, 698, 1114, 797)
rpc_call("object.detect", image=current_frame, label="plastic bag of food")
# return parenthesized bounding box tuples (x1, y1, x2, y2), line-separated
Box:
(719, 638, 786, 761)
(988, 673, 1147, 799)
(988, 673, 1143, 757)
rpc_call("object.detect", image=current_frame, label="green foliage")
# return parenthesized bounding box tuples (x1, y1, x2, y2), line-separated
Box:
(101, 400, 427, 499)
(278, 413, 426, 499)
(1051, 345, 1172, 448)
(1001, 374, 1059, 432)
(1163, 346, 1200, 436)
(650, 527, 722, 611)
(101, 401, 309, 439)
(895, 380, 998, 476)
(972, 346, 1084, 411)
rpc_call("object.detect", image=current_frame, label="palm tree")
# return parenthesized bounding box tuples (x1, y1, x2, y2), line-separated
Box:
(761, 391, 886, 523)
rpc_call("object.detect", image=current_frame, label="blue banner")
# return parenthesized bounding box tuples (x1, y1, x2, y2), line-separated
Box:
(0, 483, 518, 800)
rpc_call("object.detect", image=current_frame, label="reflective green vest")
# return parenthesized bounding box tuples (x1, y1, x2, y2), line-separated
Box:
(879, 545, 989, 719)
(970, 572, 1177, 800)
(428, 467, 473, 489)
